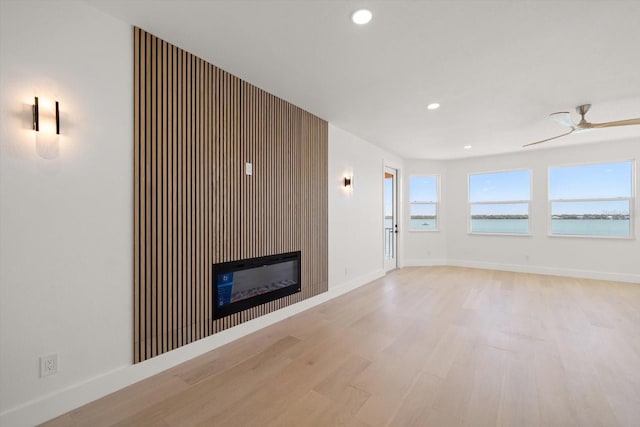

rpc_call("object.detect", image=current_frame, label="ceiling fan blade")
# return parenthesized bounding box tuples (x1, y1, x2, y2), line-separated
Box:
(587, 118, 640, 128)
(523, 130, 574, 147)
(550, 111, 573, 127)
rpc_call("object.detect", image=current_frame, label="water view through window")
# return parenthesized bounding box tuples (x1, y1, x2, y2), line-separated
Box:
(549, 161, 632, 237)
(469, 170, 531, 234)
(409, 176, 438, 230)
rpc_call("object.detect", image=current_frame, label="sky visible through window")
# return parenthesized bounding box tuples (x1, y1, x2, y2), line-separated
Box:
(384, 177, 393, 217)
(401, 163, 631, 220)
(409, 176, 437, 216)
(549, 161, 632, 215)
(469, 170, 530, 202)
(410, 176, 438, 201)
(469, 170, 530, 215)
(467, 162, 632, 216)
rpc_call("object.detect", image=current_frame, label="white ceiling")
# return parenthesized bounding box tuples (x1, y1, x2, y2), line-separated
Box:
(88, 0, 640, 159)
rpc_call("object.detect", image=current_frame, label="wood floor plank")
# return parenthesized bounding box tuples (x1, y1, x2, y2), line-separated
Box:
(313, 355, 371, 400)
(40, 267, 640, 427)
(266, 390, 333, 427)
(534, 342, 580, 426)
(463, 345, 510, 426)
(427, 334, 480, 426)
(69, 375, 189, 427)
(497, 354, 541, 427)
(388, 372, 443, 427)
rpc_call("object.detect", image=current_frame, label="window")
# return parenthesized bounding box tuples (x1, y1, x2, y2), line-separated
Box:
(409, 176, 438, 230)
(549, 161, 633, 237)
(469, 170, 531, 234)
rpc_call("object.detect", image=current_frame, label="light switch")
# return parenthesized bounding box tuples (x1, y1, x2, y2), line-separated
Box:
(245, 162, 253, 176)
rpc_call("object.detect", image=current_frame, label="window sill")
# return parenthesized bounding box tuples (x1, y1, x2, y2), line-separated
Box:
(547, 233, 634, 240)
(468, 232, 532, 237)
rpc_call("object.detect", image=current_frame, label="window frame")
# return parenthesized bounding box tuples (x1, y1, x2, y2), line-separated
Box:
(467, 168, 532, 236)
(547, 159, 635, 240)
(408, 174, 440, 232)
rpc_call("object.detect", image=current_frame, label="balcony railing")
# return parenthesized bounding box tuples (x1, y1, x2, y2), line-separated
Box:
(384, 227, 394, 259)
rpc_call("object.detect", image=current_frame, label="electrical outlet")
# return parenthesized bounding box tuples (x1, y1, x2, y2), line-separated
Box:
(40, 353, 58, 377)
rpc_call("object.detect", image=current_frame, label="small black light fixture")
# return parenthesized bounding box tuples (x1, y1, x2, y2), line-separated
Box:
(32, 96, 61, 159)
(344, 176, 352, 188)
(33, 96, 60, 134)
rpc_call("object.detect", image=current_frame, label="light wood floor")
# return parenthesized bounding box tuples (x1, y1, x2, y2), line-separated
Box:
(42, 267, 640, 426)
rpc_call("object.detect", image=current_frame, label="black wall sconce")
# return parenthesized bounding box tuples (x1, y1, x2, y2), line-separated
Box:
(343, 176, 352, 188)
(32, 96, 61, 159)
(33, 96, 60, 134)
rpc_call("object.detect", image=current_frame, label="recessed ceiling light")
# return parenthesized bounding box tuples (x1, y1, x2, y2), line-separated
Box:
(463, 145, 473, 150)
(427, 103, 440, 110)
(352, 9, 372, 25)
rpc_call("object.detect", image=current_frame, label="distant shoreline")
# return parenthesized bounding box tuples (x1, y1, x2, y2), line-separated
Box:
(404, 215, 629, 220)
(549, 214, 629, 220)
(465, 215, 629, 220)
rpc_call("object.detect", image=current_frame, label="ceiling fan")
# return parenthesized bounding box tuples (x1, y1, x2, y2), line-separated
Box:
(523, 104, 640, 147)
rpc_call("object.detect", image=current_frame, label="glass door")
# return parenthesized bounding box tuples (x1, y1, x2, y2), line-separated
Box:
(384, 167, 398, 271)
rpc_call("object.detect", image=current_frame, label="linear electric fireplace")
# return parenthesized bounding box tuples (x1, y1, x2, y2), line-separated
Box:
(212, 251, 301, 320)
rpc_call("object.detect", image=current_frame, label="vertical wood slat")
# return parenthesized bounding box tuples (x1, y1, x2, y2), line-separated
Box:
(176, 47, 183, 349)
(144, 30, 152, 361)
(134, 28, 328, 361)
(168, 43, 175, 352)
(151, 33, 157, 358)
(160, 38, 166, 355)
(133, 28, 141, 363)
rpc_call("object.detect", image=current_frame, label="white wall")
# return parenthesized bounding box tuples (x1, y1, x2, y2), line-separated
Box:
(328, 125, 403, 289)
(0, 0, 133, 421)
(444, 139, 640, 282)
(0, 3, 402, 425)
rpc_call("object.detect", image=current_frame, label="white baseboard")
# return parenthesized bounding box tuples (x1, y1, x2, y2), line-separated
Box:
(446, 259, 640, 284)
(401, 258, 447, 267)
(330, 269, 385, 295)
(394, 257, 638, 284)
(0, 270, 383, 427)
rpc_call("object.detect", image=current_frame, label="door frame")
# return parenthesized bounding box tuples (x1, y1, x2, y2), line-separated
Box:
(383, 165, 400, 272)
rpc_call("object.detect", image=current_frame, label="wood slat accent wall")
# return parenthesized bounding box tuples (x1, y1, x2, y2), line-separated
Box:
(134, 28, 328, 363)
